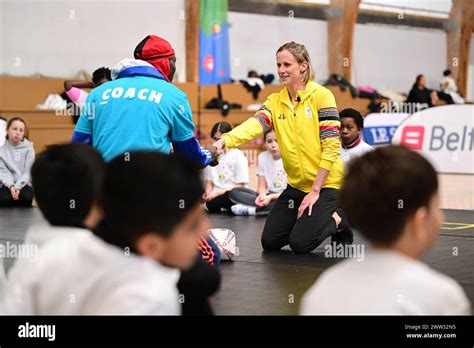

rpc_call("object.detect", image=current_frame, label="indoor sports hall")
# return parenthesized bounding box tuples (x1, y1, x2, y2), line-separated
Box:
(0, 0, 473, 333)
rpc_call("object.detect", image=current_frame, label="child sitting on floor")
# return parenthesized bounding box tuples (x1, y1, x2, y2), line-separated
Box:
(1, 145, 209, 314)
(203, 122, 249, 213)
(300, 145, 471, 315)
(230, 128, 287, 216)
(339, 108, 373, 166)
(0, 117, 35, 207)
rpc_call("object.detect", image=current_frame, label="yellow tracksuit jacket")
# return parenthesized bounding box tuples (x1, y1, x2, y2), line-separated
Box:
(222, 80, 344, 192)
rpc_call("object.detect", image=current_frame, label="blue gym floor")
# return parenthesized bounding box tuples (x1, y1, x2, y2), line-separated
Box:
(1, 208, 473, 315)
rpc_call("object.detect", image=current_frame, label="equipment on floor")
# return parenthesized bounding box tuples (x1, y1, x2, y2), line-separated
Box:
(208, 228, 237, 261)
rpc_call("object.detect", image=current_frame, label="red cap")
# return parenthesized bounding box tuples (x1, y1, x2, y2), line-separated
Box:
(134, 35, 176, 82)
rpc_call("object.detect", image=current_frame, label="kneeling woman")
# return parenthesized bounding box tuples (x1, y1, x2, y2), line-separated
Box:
(213, 42, 353, 253)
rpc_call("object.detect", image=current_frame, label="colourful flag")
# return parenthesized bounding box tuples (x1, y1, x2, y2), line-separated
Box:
(199, 0, 231, 85)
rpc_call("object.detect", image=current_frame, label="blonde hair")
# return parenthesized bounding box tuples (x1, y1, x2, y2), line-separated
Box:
(276, 42, 315, 83)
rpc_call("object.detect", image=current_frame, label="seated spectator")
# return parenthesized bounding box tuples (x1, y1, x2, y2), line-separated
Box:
(230, 129, 287, 216)
(203, 122, 249, 213)
(0, 117, 34, 207)
(300, 146, 471, 315)
(339, 108, 373, 166)
(100, 151, 216, 315)
(1, 145, 208, 314)
(94, 150, 222, 315)
(439, 69, 465, 104)
(406, 74, 438, 109)
(407, 74, 454, 111)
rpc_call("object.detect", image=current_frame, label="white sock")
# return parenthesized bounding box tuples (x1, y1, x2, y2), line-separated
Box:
(231, 204, 257, 216)
(247, 206, 257, 215)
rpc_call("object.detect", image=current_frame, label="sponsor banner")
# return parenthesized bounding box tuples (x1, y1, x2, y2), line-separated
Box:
(392, 105, 474, 174)
(362, 113, 410, 146)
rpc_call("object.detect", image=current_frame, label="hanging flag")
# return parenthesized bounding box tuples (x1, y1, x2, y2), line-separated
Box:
(199, 0, 231, 86)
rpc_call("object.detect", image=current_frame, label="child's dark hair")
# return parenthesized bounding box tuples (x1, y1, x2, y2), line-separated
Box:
(263, 128, 275, 141)
(102, 151, 204, 248)
(92, 67, 111, 85)
(211, 122, 232, 139)
(340, 145, 438, 246)
(248, 70, 259, 78)
(413, 74, 424, 88)
(443, 69, 452, 77)
(31, 144, 105, 228)
(339, 108, 364, 129)
(5, 117, 28, 140)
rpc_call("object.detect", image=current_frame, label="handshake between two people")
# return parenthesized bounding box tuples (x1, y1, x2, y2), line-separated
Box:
(203, 138, 226, 167)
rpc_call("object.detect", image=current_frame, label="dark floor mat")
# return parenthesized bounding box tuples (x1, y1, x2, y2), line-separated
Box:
(1, 207, 473, 314)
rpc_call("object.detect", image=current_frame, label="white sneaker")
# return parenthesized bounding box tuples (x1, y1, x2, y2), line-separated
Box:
(231, 204, 256, 216)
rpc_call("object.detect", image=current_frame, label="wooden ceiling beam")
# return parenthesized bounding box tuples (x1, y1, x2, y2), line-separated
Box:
(327, 0, 360, 81)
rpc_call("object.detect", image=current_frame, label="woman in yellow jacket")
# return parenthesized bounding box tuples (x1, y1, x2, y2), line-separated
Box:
(213, 42, 353, 254)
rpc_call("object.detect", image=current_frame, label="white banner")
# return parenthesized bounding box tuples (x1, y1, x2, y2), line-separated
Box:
(362, 113, 410, 146)
(391, 105, 474, 174)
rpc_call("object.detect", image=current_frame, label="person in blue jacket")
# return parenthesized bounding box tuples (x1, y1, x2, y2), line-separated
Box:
(71, 35, 215, 167)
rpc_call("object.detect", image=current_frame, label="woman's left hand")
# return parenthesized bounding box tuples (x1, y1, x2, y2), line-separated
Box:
(297, 190, 320, 219)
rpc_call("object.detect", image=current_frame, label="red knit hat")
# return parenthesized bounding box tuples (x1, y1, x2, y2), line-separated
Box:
(134, 35, 176, 82)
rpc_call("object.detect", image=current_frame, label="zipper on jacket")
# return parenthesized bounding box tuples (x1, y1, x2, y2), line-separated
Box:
(290, 102, 306, 189)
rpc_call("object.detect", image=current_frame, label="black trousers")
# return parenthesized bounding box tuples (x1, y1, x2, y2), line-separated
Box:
(177, 255, 221, 316)
(437, 91, 454, 104)
(0, 186, 34, 207)
(205, 191, 234, 213)
(229, 187, 275, 214)
(261, 186, 338, 254)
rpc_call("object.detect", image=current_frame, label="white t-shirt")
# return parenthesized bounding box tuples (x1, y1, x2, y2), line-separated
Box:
(204, 148, 249, 190)
(300, 249, 471, 315)
(439, 76, 458, 94)
(1, 224, 181, 315)
(340, 140, 373, 166)
(257, 151, 287, 194)
(439, 76, 465, 104)
(0, 119, 6, 147)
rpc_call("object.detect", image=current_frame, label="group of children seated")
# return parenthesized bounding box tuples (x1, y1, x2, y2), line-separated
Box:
(203, 121, 287, 216)
(0, 107, 470, 315)
(1, 144, 216, 314)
